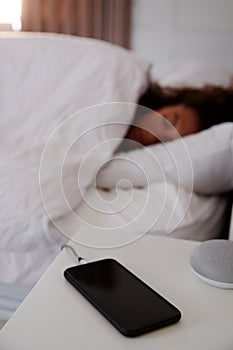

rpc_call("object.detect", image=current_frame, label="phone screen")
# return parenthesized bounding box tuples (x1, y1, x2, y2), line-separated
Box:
(64, 259, 181, 337)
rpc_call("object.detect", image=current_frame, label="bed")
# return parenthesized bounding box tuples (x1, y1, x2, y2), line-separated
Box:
(0, 32, 232, 322)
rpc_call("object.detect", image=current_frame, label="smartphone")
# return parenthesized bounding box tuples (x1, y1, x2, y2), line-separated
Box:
(64, 259, 181, 337)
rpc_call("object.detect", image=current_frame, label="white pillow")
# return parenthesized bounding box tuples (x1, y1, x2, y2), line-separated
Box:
(156, 61, 233, 87)
(0, 32, 150, 149)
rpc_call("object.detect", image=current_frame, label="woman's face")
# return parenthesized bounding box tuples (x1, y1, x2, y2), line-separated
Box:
(126, 104, 201, 146)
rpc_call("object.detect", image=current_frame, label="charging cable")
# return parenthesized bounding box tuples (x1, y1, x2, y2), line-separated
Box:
(61, 244, 88, 265)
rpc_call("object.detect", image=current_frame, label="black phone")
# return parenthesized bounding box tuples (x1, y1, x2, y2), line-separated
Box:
(64, 258, 181, 337)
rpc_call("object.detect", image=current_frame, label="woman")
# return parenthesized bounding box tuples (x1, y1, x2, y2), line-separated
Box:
(125, 84, 233, 147)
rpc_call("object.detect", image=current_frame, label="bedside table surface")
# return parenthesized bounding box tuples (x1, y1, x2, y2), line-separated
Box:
(0, 234, 232, 350)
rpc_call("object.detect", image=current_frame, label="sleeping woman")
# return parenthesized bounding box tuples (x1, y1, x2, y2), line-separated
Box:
(123, 83, 233, 148)
(101, 83, 233, 194)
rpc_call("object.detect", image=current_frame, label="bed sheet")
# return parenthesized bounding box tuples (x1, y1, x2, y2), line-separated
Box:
(0, 283, 32, 321)
(50, 182, 228, 247)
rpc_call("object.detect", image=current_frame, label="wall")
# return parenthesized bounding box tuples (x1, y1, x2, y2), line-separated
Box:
(131, 0, 233, 78)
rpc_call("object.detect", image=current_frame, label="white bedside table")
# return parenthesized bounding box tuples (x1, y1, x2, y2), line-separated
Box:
(0, 234, 232, 350)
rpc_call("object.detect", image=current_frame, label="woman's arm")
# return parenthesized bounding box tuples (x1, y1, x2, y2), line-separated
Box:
(96, 123, 233, 195)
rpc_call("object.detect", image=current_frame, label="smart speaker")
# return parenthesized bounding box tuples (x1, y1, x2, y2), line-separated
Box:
(190, 240, 233, 289)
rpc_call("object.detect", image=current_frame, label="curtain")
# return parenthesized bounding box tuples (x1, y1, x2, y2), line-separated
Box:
(21, 0, 131, 48)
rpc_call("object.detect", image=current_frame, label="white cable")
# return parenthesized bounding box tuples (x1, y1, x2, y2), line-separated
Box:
(61, 244, 88, 265)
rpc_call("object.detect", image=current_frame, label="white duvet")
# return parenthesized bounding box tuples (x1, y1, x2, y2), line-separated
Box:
(0, 33, 149, 285)
(0, 33, 231, 293)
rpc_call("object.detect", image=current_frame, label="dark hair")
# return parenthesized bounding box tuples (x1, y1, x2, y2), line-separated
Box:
(138, 83, 233, 130)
